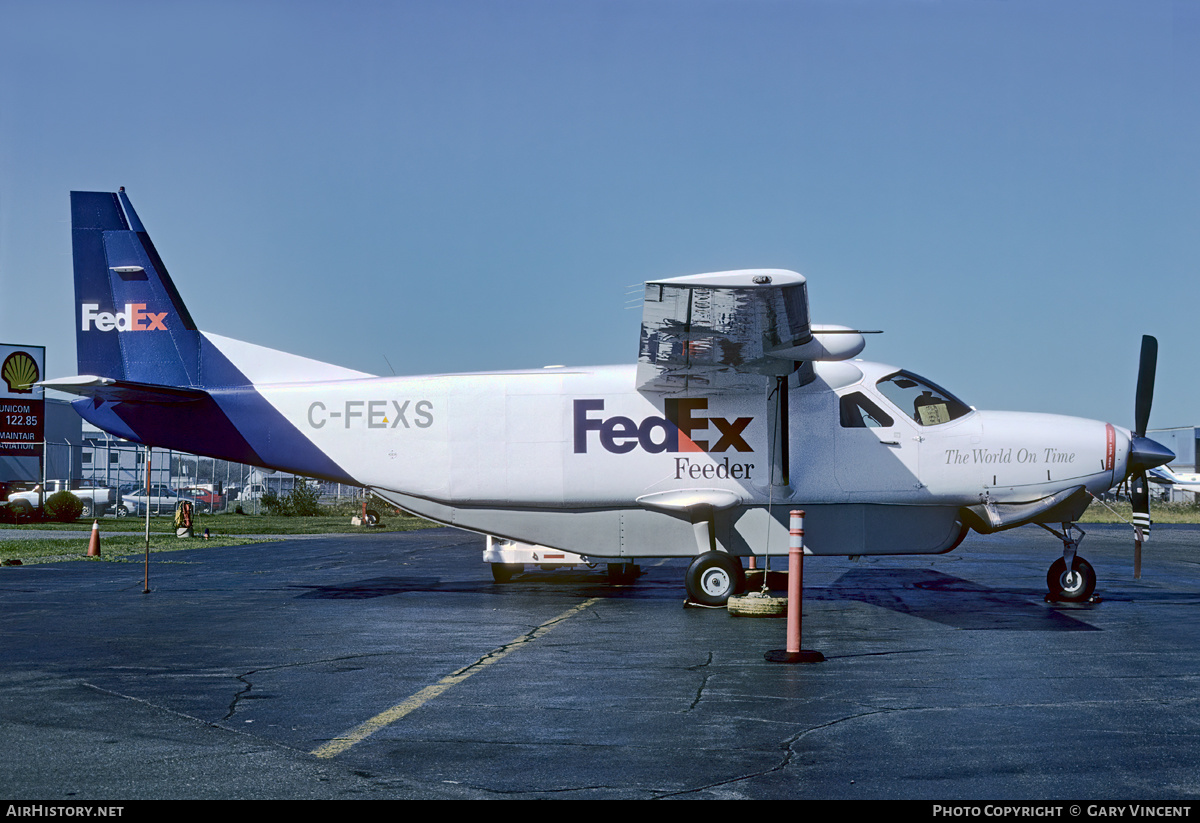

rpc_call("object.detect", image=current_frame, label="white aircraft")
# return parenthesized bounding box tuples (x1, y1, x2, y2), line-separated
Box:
(1149, 465, 1200, 494)
(48, 189, 1174, 605)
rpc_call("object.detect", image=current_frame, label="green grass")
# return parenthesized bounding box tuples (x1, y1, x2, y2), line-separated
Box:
(0, 534, 278, 565)
(1079, 499, 1200, 524)
(0, 510, 439, 565)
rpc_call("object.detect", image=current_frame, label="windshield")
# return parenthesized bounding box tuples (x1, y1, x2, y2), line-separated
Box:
(875, 370, 972, 426)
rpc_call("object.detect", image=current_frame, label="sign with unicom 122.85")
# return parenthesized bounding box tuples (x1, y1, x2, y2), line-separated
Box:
(0, 344, 45, 460)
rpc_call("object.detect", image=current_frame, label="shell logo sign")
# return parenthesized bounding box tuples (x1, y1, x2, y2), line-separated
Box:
(2, 350, 39, 394)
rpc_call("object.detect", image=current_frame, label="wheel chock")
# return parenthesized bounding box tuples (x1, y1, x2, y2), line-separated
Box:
(727, 591, 788, 617)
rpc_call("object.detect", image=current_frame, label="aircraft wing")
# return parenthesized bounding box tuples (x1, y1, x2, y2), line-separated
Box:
(636, 269, 868, 393)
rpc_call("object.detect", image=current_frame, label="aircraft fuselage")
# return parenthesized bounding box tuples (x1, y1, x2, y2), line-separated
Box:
(233, 358, 1124, 561)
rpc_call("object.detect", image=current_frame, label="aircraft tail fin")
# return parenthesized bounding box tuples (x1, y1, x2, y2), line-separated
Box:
(71, 189, 217, 388)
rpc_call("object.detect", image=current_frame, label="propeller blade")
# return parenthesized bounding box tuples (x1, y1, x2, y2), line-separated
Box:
(1135, 335, 1158, 437)
(1131, 469, 1150, 579)
(1130, 335, 1160, 579)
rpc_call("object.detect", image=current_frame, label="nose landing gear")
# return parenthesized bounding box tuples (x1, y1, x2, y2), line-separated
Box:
(1041, 523, 1098, 603)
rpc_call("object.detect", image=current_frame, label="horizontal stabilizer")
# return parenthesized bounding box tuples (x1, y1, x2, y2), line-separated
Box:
(40, 375, 210, 406)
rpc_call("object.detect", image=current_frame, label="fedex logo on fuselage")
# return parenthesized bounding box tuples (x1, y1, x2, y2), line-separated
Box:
(573, 398, 753, 454)
(81, 303, 168, 332)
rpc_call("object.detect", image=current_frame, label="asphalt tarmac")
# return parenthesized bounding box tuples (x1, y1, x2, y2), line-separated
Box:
(2, 522, 1199, 801)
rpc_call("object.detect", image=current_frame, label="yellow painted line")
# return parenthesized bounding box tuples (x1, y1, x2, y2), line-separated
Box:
(312, 597, 600, 758)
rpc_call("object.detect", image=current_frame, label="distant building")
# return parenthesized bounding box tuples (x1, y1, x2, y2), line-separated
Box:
(1148, 427, 1196, 474)
(1147, 427, 1198, 503)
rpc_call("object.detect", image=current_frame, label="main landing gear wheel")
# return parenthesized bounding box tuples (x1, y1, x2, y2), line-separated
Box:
(684, 551, 745, 607)
(1046, 556, 1096, 603)
(491, 562, 523, 583)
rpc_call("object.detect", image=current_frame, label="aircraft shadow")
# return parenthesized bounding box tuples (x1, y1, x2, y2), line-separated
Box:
(292, 569, 1101, 630)
(819, 568, 1100, 631)
(291, 570, 672, 601)
(293, 577, 451, 599)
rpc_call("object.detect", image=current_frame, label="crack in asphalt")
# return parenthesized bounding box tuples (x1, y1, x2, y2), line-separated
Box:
(684, 652, 714, 712)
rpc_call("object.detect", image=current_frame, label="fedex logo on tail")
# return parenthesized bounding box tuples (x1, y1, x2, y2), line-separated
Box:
(574, 398, 753, 454)
(81, 303, 168, 332)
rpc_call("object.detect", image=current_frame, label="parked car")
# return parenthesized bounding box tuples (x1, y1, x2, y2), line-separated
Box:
(116, 485, 198, 516)
(178, 486, 225, 513)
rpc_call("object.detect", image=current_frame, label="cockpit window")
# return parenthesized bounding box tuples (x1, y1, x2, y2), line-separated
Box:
(839, 391, 894, 429)
(875, 371, 971, 426)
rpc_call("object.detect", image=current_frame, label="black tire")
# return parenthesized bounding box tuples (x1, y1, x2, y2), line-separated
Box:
(491, 562, 522, 583)
(685, 551, 745, 606)
(364, 508, 380, 526)
(1047, 556, 1096, 603)
(116, 504, 131, 518)
(80, 500, 94, 518)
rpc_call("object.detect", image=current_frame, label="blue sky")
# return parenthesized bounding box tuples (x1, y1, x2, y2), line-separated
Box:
(2, 0, 1197, 430)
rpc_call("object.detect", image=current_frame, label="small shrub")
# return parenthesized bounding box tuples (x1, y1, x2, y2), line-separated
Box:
(260, 484, 321, 517)
(260, 490, 290, 516)
(288, 483, 321, 516)
(44, 490, 84, 523)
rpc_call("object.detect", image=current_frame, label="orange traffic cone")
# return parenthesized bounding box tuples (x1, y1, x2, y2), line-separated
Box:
(87, 520, 101, 557)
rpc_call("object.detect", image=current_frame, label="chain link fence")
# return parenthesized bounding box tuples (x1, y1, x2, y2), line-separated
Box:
(22, 438, 366, 517)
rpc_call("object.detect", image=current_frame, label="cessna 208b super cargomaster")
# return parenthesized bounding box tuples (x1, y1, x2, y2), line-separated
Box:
(49, 189, 1175, 606)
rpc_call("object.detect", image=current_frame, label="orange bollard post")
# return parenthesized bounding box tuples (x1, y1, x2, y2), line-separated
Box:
(765, 510, 823, 663)
(87, 520, 101, 557)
